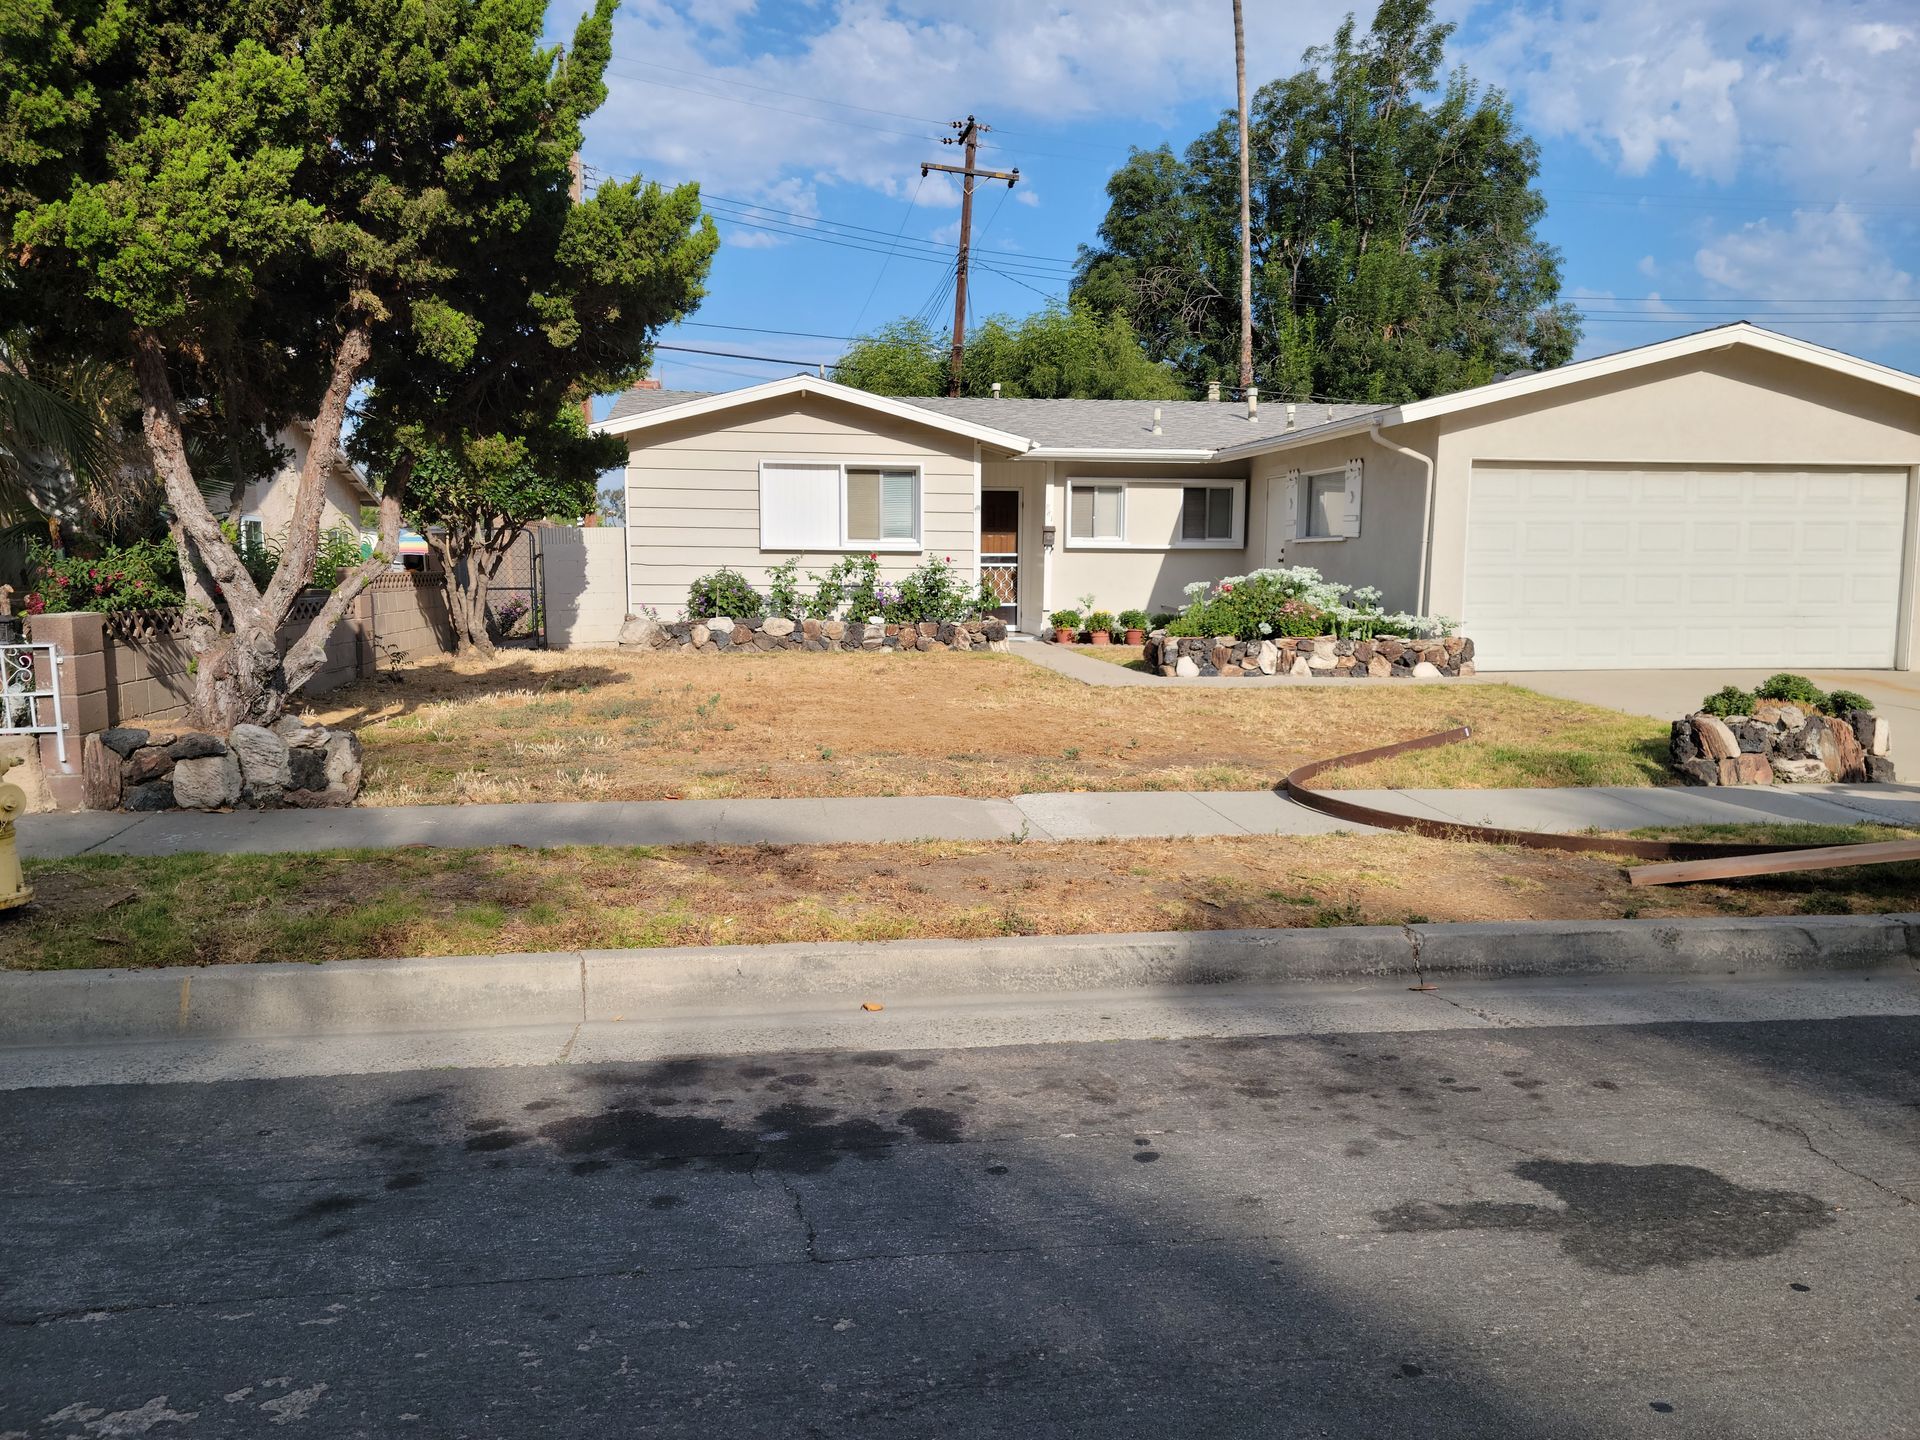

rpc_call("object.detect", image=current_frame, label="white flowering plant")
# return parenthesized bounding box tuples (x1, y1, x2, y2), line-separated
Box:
(1162, 566, 1452, 642)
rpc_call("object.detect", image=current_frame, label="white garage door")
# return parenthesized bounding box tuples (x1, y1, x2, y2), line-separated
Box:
(1463, 466, 1909, 671)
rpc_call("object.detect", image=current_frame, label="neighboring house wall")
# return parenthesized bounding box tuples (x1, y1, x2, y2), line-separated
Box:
(1250, 423, 1438, 617)
(622, 394, 983, 617)
(229, 425, 369, 539)
(541, 526, 627, 647)
(1419, 347, 1920, 665)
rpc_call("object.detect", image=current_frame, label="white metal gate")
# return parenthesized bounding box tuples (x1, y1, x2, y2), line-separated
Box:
(0, 642, 65, 765)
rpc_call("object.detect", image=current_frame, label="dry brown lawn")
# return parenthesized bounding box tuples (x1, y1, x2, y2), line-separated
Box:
(309, 648, 1669, 805)
(12, 831, 1914, 970)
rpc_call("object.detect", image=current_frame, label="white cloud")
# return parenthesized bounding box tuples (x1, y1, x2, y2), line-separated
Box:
(584, 0, 1361, 206)
(1465, 0, 1920, 191)
(1692, 205, 1916, 350)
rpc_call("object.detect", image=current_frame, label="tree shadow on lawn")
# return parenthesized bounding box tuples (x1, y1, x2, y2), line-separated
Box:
(312, 658, 634, 731)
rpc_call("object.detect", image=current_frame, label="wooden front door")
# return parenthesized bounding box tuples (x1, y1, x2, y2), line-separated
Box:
(979, 490, 1019, 620)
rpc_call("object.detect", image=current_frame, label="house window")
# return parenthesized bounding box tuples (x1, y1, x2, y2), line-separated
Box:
(1304, 472, 1345, 538)
(845, 468, 919, 546)
(1180, 485, 1235, 543)
(238, 515, 266, 554)
(759, 461, 922, 551)
(1068, 483, 1125, 542)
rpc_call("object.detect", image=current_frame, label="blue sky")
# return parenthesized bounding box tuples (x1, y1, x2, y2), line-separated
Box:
(575, 0, 1920, 397)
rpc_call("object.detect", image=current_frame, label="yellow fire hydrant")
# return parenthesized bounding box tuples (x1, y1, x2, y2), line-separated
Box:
(0, 753, 30, 911)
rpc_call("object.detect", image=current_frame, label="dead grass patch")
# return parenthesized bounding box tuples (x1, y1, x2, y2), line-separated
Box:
(11, 831, 1913, 970)
(307, 649, 1668, 804)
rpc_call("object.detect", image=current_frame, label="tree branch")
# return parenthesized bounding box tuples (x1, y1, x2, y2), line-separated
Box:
(280, 450, 411, 696)
(262, 323, 373, 623)
(130, 329, 264, 638)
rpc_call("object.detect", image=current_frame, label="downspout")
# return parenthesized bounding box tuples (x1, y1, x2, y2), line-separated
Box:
(1368, 421, 1435, 615)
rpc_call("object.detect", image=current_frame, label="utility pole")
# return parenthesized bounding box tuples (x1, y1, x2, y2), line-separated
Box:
(1233, 1, 1254, 396)
(922, 116, 1018, 397)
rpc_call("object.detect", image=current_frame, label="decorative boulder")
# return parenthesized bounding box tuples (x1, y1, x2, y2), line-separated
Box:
(230, 723, 293, 803)
(171, 752, 242, 810)
(616, 613, 666, 649)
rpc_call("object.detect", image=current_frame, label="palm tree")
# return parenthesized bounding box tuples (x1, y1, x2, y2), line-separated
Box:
(0, 365, 113, 530)
(1233, 0, 1254, 396)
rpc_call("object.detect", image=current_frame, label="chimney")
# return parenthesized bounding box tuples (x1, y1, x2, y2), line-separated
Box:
(1206, 380, 1221, 402)
(1151, 406, 1163, 435)
(1286, 403, 1296, 431)
(1245, 386, 1259, 422)
(634, 378, 662, 390)
(990, 382, 1002, 399)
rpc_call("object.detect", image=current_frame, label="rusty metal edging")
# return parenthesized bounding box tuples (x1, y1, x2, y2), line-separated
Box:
(1276, 726, 1808, 862)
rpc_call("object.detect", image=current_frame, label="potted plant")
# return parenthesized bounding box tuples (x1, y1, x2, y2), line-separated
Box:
(1048, 608, 1082, 644)
(1085, 610, 1115, 645)
(1117, 608, 1150, 645)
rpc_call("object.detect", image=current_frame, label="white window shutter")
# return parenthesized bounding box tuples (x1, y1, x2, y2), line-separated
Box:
(1284, 469, 1300, 538)
(760, 463, 839, 549)
(1342, 458, 1363, 538)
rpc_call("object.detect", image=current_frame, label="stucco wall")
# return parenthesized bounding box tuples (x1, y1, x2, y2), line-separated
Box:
(1044, 459, 1256, 619)
(231, 426, 369, 539)
(541, 526, 627, 647)
(1250, 426, 1437, 616)
(622, 394, 984, 617)
(1420, 347, 1920, 664)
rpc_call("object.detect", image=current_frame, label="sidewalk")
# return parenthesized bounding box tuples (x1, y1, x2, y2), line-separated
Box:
(19, 781, 1920, 859)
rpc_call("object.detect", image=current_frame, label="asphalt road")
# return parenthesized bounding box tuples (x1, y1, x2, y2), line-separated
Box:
(4, 1002, 1918, 1438)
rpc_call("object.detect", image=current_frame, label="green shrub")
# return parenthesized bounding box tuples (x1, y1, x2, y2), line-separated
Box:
(1085, 610, 1115, 635)
(1048, 608, 1082, 631)
(1149, 611, 1178, 629)
(23, 539, 183, 614)
(765, 557, 803, 617)
(838, 554, 883, 620)
(1755, 673, 1825, 708)
(1116, 608, 1150, 632)
(1698, 685, 1754, 718)
(1823, 689, 1874, 716)
(687, 567, 764, 620)
(311, 525, 366, 590)
(883, 555, 982, 625)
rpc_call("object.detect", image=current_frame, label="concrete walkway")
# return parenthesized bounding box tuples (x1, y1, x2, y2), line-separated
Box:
(19, 780, 1919, 859)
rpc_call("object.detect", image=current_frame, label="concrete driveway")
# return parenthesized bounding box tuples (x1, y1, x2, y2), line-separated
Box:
(1494, 668, 1917, 776)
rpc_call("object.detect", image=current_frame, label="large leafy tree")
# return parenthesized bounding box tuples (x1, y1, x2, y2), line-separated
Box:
(0, 0, 711, 727)
(835, 302, 1186, 400)
(1073, 0, 1580, 403)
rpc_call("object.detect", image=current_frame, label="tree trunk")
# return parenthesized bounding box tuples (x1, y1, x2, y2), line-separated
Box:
(132, 325, 372, 728)
(430, 525, 496, 658)
(1233, 0, 1254, 394)
(280, 453, 412, 696)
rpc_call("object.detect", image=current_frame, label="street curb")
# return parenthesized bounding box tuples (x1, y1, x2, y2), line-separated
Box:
(2, 915, 1915, 1047)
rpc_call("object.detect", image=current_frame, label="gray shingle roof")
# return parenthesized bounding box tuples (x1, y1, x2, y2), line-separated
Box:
(602, 382, 1384, 452)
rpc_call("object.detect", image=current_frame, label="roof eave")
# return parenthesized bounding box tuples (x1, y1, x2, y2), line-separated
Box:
(1023, 446, 1221, 462)
(594, 374, 1036, 452)
(1211, 413, 1396, 461)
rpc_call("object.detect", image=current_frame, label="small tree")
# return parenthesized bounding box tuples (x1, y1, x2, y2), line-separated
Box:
(385, 416, 615, 656)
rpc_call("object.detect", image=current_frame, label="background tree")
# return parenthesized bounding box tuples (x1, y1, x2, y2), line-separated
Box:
(1, 0, 710, 727)
(834, 303, 1186, 400)
(1074, 0, 1580, 403)
(372, 417, 609, 656)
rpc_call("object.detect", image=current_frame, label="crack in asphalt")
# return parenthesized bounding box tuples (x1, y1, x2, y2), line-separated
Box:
(1737, 1111, 1916, 1207)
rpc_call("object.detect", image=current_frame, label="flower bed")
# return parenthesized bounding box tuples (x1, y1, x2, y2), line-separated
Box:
(621, 614, 1011, 655)
(1143, 631, 1474, 678)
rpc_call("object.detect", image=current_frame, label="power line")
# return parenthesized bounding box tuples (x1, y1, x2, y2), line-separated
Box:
(850, 172, 928, 338)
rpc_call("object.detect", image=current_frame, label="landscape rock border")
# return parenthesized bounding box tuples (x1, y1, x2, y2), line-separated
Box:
(1142, 631, 1474, 678)
(84, 719, 364, 811)
(619, 614, 1011, 654)
(1671, 702, 1895, 786)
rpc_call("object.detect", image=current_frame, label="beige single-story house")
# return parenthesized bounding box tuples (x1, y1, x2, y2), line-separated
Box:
(596, 323, 1920, 671)
(229, 421, 378, 549)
